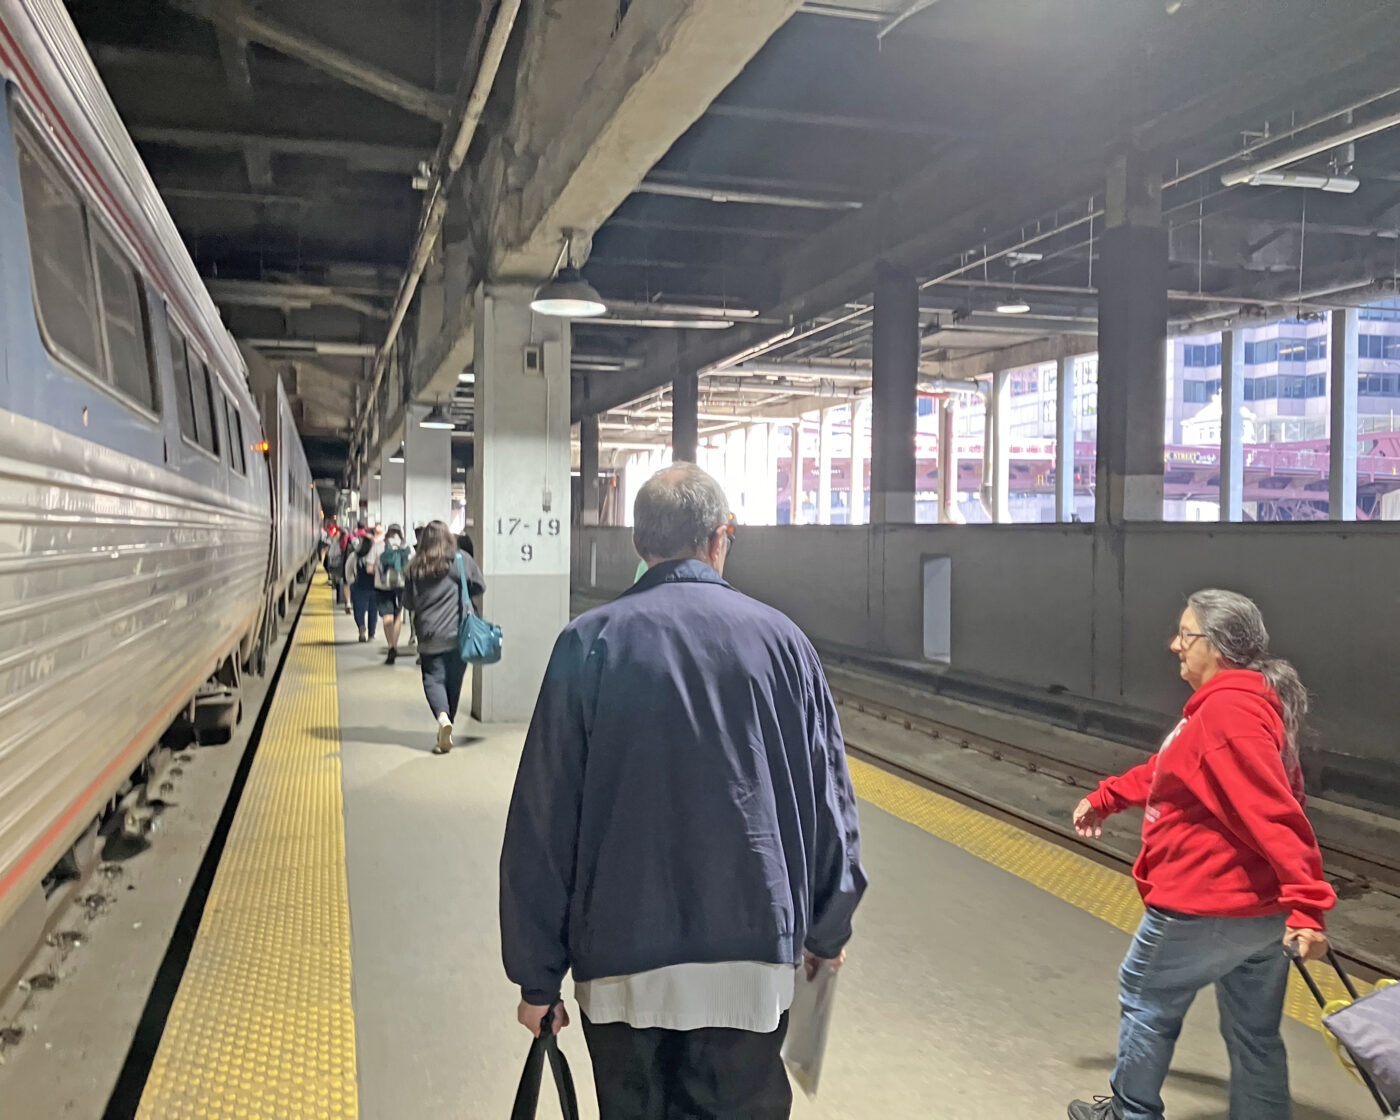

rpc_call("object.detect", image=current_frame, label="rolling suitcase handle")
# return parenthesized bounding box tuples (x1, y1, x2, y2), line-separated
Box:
(1288, 945, 1396, 1116)
(510, 1004, 580, 1120)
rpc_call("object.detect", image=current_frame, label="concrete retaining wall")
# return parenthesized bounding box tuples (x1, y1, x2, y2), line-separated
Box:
(571, 522, 1400, 813)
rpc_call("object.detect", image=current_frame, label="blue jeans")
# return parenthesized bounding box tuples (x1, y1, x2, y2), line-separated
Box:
(1112, 907, 1290, 1120)
(351, 582, 377, 637)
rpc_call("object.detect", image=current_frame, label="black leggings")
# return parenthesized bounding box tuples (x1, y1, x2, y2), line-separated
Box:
(420, 648, 466, 721)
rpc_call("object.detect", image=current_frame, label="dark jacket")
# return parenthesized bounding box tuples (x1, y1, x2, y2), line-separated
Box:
(500, 559, 866, 1005)
(404, 550, 486, 655)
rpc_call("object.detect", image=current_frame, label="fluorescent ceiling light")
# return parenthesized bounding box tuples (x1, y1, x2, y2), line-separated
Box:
(530, 267, 607, 318)
(995, 297, 1031, 315)
(458, 372, 475, 383)
(593, 317, 734, 330)
(1244, 170, 1360, 194)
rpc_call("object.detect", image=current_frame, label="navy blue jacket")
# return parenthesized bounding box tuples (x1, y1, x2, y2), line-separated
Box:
(500, 559, 866, 1005)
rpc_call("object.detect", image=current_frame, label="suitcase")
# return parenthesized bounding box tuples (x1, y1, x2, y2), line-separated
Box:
(1290, 947, 1400, 1117)
(510, 1007, 580, 1120)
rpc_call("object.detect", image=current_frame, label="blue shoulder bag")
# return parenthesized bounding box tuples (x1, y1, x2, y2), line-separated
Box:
(456, 553, 502, 664)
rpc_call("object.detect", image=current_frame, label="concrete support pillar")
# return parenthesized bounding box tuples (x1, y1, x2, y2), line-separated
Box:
(1219, 329, 1245, 522)
(1055, 356, 1076, 522)
(1329, 307, 1359, 521)
(379, 448, 405, 530)
(672, 370, 699, 463)
(936, 398, 956, 523)
(470, 283, 571, 722)
(850, 400, 870, 525)
(817, 407, 836, 525)
(991, 370, 1012, 523)
(870, 265, 919, 524)
(1095, 150, 1168, 524)
(366, 469, 383, 527)
(578, 414, 600, 526)
(403, 402, 451, 533)
(787, 420, 803, 524)
(742, 422, 774, 523)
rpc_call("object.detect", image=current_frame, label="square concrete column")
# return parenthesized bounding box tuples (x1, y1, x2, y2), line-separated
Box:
(470, 283, 571, 722)
(578, 414, 600, 526)
(403, 402, 452, 533)
(1055, 355, 1076, 522)
(991, 369, 1012, 523)
(870, 265, 919, 524)
(366, 469, 383, 527)
(788, 420, 803, 524)
(1095, 149, 1168, 524)
(379, 449, 405, 530)
(817, 407, 836, 525)
(1329, 307, 1359, 522)
(936, 397, 956, 523)
(1219, 329, 1245, 522)
(850, 399, 871, 525)
(672, 370, 699, 463)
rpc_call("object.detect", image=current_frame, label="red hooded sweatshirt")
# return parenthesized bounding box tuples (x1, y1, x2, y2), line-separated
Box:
(1087, 669, 1335, 930)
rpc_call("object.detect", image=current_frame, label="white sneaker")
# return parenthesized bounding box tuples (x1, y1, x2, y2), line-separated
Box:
(434, 722, 453, 755)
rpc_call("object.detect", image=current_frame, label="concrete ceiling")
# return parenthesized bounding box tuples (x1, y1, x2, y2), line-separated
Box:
(67, 0, 1400, 475)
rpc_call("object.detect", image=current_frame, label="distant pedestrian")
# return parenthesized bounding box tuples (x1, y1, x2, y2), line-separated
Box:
(404, 520, 485, 754)
(374, 523, 411, 664)
(346, 533, 378, 642)
(1068, 590, 1335, 1120)
(501, 462, 866, 1119)
(325, 525, 350, 612)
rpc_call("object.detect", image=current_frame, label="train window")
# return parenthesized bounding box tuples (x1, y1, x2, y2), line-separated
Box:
(222, 393, 246, 474)
(168, 325, 200, 443)
(188, 357, 218, 456)
(13, 116, 103, 375)
(231, 407, 248, 474)
(91, 226, 157, 411)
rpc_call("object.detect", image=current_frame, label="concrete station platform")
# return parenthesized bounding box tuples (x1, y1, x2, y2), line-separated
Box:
(134, 583, 1379, 1120)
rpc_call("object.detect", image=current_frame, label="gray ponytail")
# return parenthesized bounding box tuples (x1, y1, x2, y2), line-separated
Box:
(1186, 589, 1308, 763)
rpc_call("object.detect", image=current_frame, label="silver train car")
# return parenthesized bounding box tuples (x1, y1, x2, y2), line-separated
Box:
(0, 0, 318, 991)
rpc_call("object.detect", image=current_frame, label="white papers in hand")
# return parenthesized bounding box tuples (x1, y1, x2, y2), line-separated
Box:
(782, 964, 838, 1098)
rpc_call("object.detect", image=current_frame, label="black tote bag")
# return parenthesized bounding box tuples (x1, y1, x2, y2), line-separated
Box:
(510, 1011, 580, 1120)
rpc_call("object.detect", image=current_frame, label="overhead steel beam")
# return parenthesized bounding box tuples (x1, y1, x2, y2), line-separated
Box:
(243, 140, 273, 189)
(205, 278, 389, 318)
(215, 29, 253, 100)
(129, 126, 431, 172)
(706, 101, 950, 139)
(574, 4, 1400, 420)
(168, 0, 453, 123)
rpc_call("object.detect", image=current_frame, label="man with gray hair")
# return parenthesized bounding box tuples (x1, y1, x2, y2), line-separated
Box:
(501, 461, 866, 1119)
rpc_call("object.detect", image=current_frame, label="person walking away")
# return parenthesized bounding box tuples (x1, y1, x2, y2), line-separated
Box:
(374, 523, 411, 664)
(501, 462, 867, 1120)
(1067, 589, 1335, 1120)
(325, 525, 350, 612)
(346, 534, 378, 642)
(403, 520, 485, 754)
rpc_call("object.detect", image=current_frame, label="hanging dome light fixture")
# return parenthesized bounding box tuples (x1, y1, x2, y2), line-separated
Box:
(419, 401, 454, 430)
(531, 230, 607, 318)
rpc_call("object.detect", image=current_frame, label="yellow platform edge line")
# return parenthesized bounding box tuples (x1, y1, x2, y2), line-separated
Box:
(848, 756, 1370, 1032)
(138, 583, 358, 1120)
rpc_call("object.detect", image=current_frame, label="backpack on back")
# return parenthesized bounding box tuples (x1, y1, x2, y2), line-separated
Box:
(380, 546, 408, 589)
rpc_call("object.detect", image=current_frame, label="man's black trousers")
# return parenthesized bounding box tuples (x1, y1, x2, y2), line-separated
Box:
(581, 1012, 791, 1120)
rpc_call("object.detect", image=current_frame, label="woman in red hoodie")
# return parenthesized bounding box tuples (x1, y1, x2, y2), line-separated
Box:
(1067, 589, 1335, 1120)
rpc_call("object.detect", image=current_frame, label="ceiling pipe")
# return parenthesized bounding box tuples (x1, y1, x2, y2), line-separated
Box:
(602, 299, 760, 319)
(1221, 107, 1400, 187)
(244, 338, 379, 357)
(877, 0, 946, 41)
(635, 180, 863, 211)
(352, 0, 522, 451)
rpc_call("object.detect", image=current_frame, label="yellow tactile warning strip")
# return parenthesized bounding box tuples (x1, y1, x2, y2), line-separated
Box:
(138, 583, 357, 1119)
(848, 756, 1372, 1032)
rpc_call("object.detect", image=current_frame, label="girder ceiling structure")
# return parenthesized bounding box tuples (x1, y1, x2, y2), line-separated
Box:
(570, 0, 1400, 449)
(69, 0, 1400, 470)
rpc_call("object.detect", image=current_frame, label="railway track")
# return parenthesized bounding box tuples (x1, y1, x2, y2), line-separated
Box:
(831, 684, 1400, 976)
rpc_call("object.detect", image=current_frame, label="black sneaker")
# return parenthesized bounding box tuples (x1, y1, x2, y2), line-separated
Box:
(1068, 1097, 1122, 1120)
(386, 648, 397, 665)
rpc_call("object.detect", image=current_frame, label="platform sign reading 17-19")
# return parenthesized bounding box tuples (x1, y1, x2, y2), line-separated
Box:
(495, 515, 561, 564)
